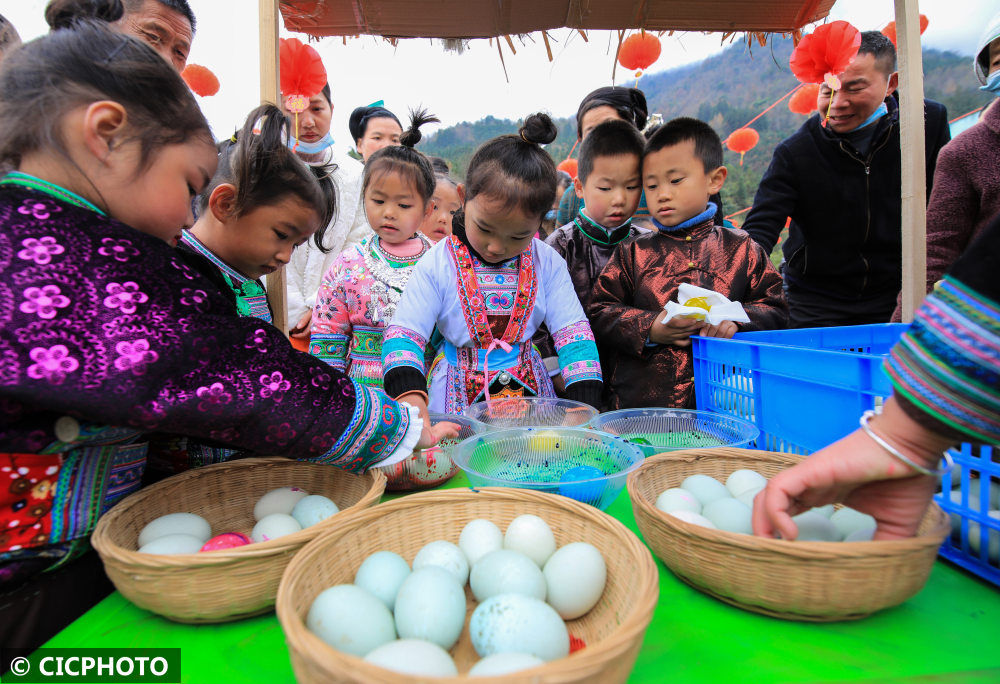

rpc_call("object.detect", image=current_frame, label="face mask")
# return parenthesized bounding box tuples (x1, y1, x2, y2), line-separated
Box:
(288, 132, 335, 155)
(544, 209, 558, 221)
(981, 70, 1000, 97)
(848, 102, 888, 133)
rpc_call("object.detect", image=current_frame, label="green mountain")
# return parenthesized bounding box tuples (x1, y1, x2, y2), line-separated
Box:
(421, 36, 992, 221)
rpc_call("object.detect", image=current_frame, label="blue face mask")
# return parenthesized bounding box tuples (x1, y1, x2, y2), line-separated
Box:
(848, 102, 888, 133)
(981, 70, 1000, 97)
(288, 132, 335, 155)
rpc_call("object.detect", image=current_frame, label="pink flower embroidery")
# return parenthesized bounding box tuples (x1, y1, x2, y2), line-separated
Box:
(245, 328, 269, 354)
(18, 199, 58, 220)
(266, 423, 296, 445)
(113, 339, 159, 376)
(309, 366, 331, 390)
(103, 282, 148, 314)
(27, 345, 78, 385)
(259, 371, 290, 402)
(98, 237, 139, 262)
(19, 285, 70, 320)
(17, 237, 64, 265)
(311, 432, 335, 451)
(180, 288, 208, 308)
(196, 382, 232, 414)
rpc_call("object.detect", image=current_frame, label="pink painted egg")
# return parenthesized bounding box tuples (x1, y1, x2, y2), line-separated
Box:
(200, 532, 252, 552)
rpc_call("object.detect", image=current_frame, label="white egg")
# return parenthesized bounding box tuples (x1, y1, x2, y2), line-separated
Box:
(308, 584, 396, 656)
(413, 540, 470, 586)
(680, 474, 730, 506)
(655, 488, 702, 515)
(812, 504, 835, 518)
(354, 551, 411, 611)
(736, 485, 765, 509)
(363, 639, 458, 677)
(791, 511, 839, 541)
(843, 527, 876, 542)
(667, 510, 717, 529)
(393, 567, 466, 650)
(253, 486, 309, 521)
(830, 507, 877, 541)
(290, 495, 339, 528)
(968, 511, 1000, 563)
(469, 652, 545, 676)
(459, 518, 504, 566)
(137, 513, 211, 547)
(470, 549, 546, 602)
(251, 513, 302, 543)
(470, 593, 569, 661)
(542, 542, 606, 619)
(137, 533, 204, 555)
(702, 498, 753, 535)
(503, 515, 556, 567)
(725, 469, 767, 498)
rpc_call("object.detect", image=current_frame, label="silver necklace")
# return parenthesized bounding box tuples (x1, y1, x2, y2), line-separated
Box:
(362, 235, 429, 323)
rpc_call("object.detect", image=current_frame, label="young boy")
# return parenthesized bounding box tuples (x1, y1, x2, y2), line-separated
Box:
(589, 118, 787, 409)
(535, 119, 645, 405)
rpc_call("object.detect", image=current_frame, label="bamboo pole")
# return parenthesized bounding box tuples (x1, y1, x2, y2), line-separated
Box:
(894, 0, 927, 323)
(259, 0, 288, 336)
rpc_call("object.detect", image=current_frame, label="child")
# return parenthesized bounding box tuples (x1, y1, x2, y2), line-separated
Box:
(382, 113, 603, 415)
(180, 104, 334, 323)
(309, 110, 437, 388)
(0, 23, 448, 599)
(589, 117, 787, 410)
(421, 165, 462, 243)
(538, 119, 645, 406)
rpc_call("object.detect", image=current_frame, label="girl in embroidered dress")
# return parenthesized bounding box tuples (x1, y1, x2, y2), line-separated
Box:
(179, 104, 335, 323)
(382, 113, 604, 417)
(309, 110, 438, 388)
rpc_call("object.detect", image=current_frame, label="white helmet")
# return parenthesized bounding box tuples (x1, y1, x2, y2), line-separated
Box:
(975, 11, 1000, 85)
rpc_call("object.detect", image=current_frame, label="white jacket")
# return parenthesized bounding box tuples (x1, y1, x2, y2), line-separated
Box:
(286, 148, 373, 324)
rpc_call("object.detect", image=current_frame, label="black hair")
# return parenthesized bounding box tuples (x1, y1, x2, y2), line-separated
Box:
(0, 14, 22, 56)
(362, 108, 439, 205)
(427, 156, 458, 190)
(645, 117, 724, 172)
(858, 30, 897, 75)
(0, 20, 210, 175)
(199, 104, 336, 251)
(464, 112, 558, 219)
(124, 0, 195, 32)
(575, 86, 648, 139)
(577, 119, 645, 184)
(349, 105, 402, 144)
(643, 123, 661, 140)
(555, 170, 573, 189)
(45, 0, 124, 29)
(320, 83, 331, 106)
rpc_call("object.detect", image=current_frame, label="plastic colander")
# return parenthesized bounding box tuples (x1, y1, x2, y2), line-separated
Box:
(461, 397, 597, 430)
(588, 408, 759, 458)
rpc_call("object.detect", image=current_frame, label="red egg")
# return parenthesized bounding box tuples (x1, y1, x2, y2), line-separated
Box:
(200, 532, 251, 552)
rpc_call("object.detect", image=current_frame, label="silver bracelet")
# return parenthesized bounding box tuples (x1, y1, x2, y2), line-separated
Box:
(859, 409, 953, 477)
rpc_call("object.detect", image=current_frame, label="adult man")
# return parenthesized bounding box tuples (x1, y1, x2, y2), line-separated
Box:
(743, 31, 950, 328)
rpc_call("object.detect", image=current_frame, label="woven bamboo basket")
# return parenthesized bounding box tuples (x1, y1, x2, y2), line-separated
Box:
(628, 447, 950, 621)
(276, 487, 658, 683)
(92, 457, 385, 623)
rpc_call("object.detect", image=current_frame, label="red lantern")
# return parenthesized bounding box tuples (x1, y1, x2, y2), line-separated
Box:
(617, 31, 662, 78)
(789, 20, 861, 85)
(882, 14, 929, 48)
(726, 128, 759, 166)
(788, 84, 820, 115)
(181, 64, 219, 97)
(557, 158, 579, 180)
(279, 38, 327, 113)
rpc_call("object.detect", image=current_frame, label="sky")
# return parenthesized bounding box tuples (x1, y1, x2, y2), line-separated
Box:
(3, 0, 996, 157)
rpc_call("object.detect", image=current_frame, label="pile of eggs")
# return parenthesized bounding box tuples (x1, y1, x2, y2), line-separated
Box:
(306, 514, 607, 677)
(136, 487, 339, 555)
(655, 470, 878, 542)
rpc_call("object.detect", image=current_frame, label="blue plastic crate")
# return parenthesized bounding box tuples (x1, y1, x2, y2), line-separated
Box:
(692, 324, 999, 587)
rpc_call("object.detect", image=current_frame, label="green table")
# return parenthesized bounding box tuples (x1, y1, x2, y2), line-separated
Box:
(47, 475, 1000, 683)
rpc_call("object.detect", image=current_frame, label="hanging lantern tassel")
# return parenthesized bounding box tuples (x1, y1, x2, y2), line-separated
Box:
(726, 127, 760, 166)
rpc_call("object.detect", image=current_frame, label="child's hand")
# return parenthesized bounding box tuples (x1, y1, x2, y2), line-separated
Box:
(648, 312, 705, 347)
(418, 421, 460, 450)
(699, 321, 738, 339)
(289, 309, 313, 339)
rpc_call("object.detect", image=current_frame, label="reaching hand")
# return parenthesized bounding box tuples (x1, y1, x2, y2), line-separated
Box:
(289, 309, 313, 339)
(417, 420, 460, 450)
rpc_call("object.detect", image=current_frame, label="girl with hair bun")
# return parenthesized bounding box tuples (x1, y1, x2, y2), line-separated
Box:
(382, 113, 604, 416)
(309, 109, 438, 389)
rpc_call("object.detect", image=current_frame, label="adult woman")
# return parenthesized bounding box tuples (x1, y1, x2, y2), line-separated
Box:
(349, 104, 404, 162)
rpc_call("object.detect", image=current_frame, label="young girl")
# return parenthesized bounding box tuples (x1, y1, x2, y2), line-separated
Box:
(309, 111, 437, 389)
(180, 104, 334, 324)
(421, 163, 462, 243)
(382, 113, 604, 415)
(0, 23, 447, 611)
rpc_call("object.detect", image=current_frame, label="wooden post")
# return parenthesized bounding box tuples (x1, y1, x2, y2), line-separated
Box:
(259, 0, 288, 336)
(894, 0, 927, 323)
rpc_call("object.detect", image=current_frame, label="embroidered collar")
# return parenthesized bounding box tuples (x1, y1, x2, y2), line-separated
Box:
(651, 202, 717, 233)
(574, 210, 633, 246)
(0, 171, 106, 216)
(369, 234, 429, 268)
(179, 230, 265, 317)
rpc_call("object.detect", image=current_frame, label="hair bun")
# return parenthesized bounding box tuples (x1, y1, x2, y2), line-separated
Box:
(399, 107, 440, 148)
(44, 0, 124, 31)
(519, 112, 558, 146)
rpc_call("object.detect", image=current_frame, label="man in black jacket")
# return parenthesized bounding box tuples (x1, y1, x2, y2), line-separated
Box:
(743, 31, 950, 328)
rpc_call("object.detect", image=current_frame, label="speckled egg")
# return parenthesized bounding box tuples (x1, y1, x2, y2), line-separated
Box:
(470, 593, 569, 661)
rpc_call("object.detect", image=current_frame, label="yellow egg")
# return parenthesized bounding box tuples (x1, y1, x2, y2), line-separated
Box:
(527, 430, 560, 452)
(683, 296, 712, 311)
